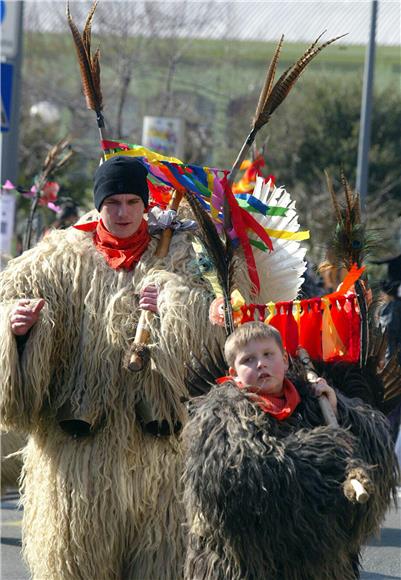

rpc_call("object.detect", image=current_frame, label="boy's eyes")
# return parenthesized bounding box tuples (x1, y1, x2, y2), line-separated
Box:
(241, 352, 272, 363)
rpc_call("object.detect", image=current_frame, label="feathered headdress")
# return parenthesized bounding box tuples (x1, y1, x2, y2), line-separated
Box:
(228, 32, 346, 186)
(66, 0, 105, 140)
(24, 137, 74, 250)
(185, 193, 235, 334)
(323, 171, 373, 365)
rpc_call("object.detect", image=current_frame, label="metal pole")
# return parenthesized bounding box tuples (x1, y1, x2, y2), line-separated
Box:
(356, 0, 378, 214)
(0, 0, 24, 184)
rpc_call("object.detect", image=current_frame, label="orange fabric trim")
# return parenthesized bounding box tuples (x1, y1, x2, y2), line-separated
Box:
(217, 376, 301, 420)
(74, 219, 151, 270)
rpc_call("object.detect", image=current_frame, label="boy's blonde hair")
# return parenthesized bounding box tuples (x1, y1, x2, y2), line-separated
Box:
(224, 321, 284, 368)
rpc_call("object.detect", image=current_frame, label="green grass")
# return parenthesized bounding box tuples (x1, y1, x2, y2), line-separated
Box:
(25, 31, 400, 88)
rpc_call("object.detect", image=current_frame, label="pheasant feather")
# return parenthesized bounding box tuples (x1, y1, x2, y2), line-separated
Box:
(254, 35, 284, 124)
(185, 193, 235, 334)
(324, 171, 374, 366)
(66, 1, 104, 130)
(185, 343, 227, 398)
(229, 33, 346, 183)
(326, 170, 372, 271)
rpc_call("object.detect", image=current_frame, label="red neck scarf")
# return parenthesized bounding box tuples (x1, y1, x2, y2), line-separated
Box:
(217, 376, 301, 420)
(74, 219, 150, 270)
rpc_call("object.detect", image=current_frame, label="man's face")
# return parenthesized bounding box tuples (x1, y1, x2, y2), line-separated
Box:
(100, 193, 145, 238)
(229, 337, 288, 396)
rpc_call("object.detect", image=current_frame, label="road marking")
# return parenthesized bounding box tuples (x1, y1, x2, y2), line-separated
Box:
(1, 520, 22, 527)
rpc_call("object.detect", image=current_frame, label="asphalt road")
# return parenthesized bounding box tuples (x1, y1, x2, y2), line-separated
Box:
(1, 489, 400, 580)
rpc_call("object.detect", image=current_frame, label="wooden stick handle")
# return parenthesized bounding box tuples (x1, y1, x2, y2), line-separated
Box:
(155, 229, 174, 257)
(350, 479, 369, 503)
(127, 190, 184, 371)
(127, 313, 151, 371)
(296, 347, 370, 504)
(297, 347, 339, 426)
(316, 390, 339, 427)
(154, 189, 184, 259)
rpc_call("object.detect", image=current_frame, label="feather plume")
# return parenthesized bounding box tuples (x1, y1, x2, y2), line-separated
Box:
(39, 137, 74, 191)
(185, 192, 235, 334)
(254, 35, 284, 123)
(325, 170, 373, 272)
(229, 32, 346, 183)
(250, 176, 307, 303)
(369, 321, 401, 412)
(185, 342, 227, 398)
(253, 33, 346, 131)
(24, 137, 74, 251)
(66, 1, 104, 127)
(323, 171, 375, 366)
(325, 170, 342, 224)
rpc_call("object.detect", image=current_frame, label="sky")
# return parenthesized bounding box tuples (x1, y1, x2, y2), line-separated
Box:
(21, 0, 401, 46)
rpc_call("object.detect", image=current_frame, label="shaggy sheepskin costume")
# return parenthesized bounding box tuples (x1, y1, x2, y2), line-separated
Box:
(1, 431, 24, 495)
(183, 378, 399, 580)
(0, 224, 221, 580)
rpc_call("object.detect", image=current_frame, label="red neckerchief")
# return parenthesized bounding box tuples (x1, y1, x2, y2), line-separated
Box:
(74, 218, 150, 270)
(216, 376, 301, 420)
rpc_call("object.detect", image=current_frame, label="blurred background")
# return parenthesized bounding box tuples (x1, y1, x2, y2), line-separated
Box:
(1, 0, 401, 269)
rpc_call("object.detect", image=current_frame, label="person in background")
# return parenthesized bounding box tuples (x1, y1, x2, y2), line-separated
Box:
(372, 253, 401, 465)
(51, 198, 80, 230)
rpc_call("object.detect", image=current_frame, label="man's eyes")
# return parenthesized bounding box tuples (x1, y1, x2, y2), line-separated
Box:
(106, 200, 139, 205)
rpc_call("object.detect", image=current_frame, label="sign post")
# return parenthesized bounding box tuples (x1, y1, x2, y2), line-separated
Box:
(1, 0, 24, 183)
(1, 0, 23, 266)
(0, 191, 16, 266)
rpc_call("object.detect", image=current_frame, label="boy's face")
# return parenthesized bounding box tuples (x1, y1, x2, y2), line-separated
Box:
(229, 337, 288, 396)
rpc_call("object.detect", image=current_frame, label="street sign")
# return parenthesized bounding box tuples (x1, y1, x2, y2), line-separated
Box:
(0, 191, 16, 260)
(0, 0, 20, 59)
(142, 116, 185, 159)
(1, 62, 13, 132)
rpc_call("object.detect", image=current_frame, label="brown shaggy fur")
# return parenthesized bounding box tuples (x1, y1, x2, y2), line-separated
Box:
(0, 225, 224, 580)
(183, 379, 399, 580)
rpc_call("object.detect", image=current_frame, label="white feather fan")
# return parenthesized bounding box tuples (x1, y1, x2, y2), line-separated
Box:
(250, 176, 307, 304)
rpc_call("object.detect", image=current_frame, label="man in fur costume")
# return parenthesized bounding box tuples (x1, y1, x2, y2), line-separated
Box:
(183, 321, 399, 580)
(0, 156, 221, 580)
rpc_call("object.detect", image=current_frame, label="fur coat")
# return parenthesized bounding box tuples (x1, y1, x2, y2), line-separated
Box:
(0, 225, 220, 580)
(183, 379, 399, 580)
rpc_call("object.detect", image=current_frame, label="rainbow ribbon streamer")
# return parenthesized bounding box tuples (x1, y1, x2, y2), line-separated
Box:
(101, 139, 305, 292)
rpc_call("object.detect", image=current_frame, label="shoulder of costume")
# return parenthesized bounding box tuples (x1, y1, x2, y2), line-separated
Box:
(195, 378, 255, 411)
(71, 209, 99, 235)
(286, 374, 310, 398)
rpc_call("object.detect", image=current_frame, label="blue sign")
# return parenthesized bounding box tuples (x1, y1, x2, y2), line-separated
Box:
(1, 62, 13, 132)
(0, 1, 5, 24)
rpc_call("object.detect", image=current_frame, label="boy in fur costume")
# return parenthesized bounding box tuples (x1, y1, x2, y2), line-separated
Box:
(0, 156, 221, 580)
(183, 321, 399, 580)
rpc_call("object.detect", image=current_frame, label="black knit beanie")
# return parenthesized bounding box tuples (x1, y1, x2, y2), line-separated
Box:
(94, 156, 149, 211)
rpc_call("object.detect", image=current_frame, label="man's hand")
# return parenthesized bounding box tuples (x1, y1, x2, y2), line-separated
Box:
(10, 299, 46, 336)
(310, 377, 337, 413)
(139, 285, 159, 314)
